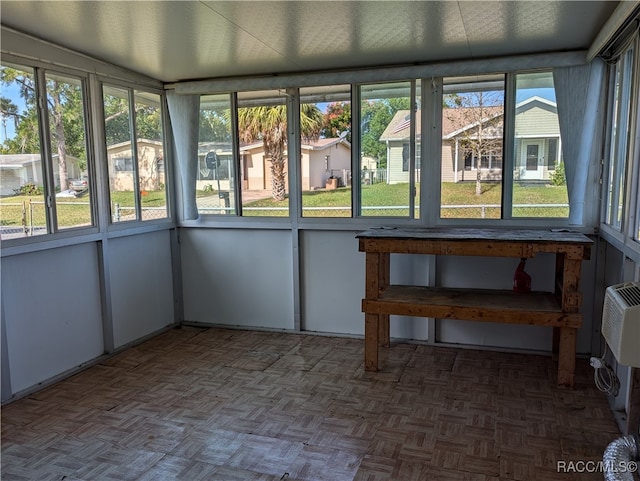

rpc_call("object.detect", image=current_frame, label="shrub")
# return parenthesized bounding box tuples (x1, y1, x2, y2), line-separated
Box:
(550, 162, 566, 186)
(14, 183, 44, 196)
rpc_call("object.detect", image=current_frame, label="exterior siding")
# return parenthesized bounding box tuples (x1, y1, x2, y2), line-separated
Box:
(441, 142, 457, 183)
(305, 142, 351, 190)
(387, 141, 408, 184)
(107, 140, 164, 191)
(515, 106, 560, 137)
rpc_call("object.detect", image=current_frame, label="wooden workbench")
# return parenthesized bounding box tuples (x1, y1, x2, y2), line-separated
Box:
(357, 227, 593, 387)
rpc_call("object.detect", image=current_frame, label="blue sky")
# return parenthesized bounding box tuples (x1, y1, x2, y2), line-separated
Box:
(0, 83, 27, 142)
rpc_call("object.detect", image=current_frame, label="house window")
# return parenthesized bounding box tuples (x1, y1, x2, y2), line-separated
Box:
(547, 138, 558, 169)
(512, 71, 567, 218)
(402, 142, 422, 172)
(103, 85, 168, 223)
(464, 152, 473, 170)
(359, 80, 420, 218)
(441, 74, 504, 219)
(114, 157, 134, 171)
(402, 143, 409, 171)
(198, 93, 235, 215)
(300, 84, 351, 218)
(605, 43, 635, 230)
(0, 63, 95, 239)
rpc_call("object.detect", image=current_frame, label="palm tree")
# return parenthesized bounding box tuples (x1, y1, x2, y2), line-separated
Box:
(237, 103, 323, 201)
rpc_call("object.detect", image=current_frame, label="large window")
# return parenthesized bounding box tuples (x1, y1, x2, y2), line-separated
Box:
(103, 86, 168, 223)
(188, 68, 602, 225)
(198, 94, 235, 215)
(441, 75, 504, 219)
(512, 71, 568, 218)
(359, 81, 420, 218)
(605, 44, 635, 230)
(438, 72, 567, 220)
(237, 90, 289, 217)
(300, 85, 351, 218)
(0, 63, 94, 239)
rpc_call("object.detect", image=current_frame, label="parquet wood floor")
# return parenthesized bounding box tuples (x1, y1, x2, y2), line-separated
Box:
(1, 327, 622, 480)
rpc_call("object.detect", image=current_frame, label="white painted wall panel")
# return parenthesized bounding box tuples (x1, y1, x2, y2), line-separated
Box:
(301, 231, 364, 335)
(389, 253, 431, 341)
(2, 244, 103, 393)
(436, 252, 595, 353)
(181, 228, 294, 329)
(109, 230, 175, 348)
(437, 254, 555, 350)
(301, 230, 429, 340)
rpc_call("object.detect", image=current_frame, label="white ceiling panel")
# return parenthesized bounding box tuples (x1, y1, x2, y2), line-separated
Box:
(0, 1, 621, 83)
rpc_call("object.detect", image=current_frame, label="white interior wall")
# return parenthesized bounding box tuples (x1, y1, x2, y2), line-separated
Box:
(1, 243, 104, 394)
(300, 230, 431, 339)
(109, 230, 176, 348)
(436, 252, 596, 353)
(189, 228, 596, 352)
(300, 230, 364, 335)
(180, 228, 294, 330)
(0, 228, 178, 399)
(436, 246, 553, 351)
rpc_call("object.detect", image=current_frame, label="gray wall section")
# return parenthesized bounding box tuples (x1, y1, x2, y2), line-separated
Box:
(199, 228, 585, 349)
(109, 230, 176, 348)
(0, 226, 602, 398)
(436, 252, 596, 353)
(300, 230, 365, 336)
(1, 243, 104, 394)
(1, 229, 177, 399)
(180, 228, 295, 329)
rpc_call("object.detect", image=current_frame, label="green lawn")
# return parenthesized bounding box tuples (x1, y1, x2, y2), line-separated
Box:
(240, 182, 569, 218)
(0, 182, 568, 227)
(0, 190, 168, 228)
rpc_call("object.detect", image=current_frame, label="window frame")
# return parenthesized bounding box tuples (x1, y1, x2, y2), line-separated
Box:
(599, 32, 640, 261)
(0, 58, 98, 244)
(187, 68, 586, 230)
(101, 82, 171, 226)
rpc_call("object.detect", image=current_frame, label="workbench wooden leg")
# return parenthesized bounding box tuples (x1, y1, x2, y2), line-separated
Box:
(365, 313, 379, 371)
(379, 314, 390, 347)
(557, 327, 576, 388)
(552, 327, 560, 361)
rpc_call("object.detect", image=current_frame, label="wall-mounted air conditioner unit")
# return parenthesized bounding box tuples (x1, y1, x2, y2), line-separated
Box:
(601, 282, 640, 368)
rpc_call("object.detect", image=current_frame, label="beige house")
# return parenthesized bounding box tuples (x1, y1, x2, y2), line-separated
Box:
(196, 138, 352, 192)
(106, 139, 165, 191)
(380, 97, 562, 184)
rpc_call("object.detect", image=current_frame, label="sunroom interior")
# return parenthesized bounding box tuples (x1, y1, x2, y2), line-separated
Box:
(1, 1, 640, 480)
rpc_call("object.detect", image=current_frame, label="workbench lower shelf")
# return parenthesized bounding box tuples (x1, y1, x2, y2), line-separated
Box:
(362, 285, 582, 327)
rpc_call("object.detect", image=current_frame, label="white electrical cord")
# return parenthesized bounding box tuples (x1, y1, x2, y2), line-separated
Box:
(590, 345, 620, 397)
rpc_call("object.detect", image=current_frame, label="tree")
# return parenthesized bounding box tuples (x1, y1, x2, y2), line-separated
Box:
(360, 97, 410, 168)
(444, 91, 503, 195)
(0, 97, 39, 154)
(103, 94, 163, 145)
(103, 94, 131, 145)
(321, 102, 351, 141)
(1, 67, 87, 190)
(0, 97, 20, 141)
(199, 109, 231, 143)
(237, 104, 322, 201)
